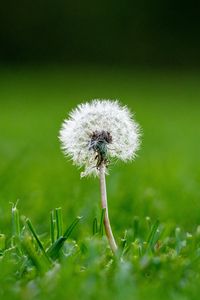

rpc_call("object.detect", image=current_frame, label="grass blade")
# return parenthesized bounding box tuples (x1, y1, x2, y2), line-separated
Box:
(133, 216, 139, 240)
(146, 220, 160, 252)
(55, 207, 63, 239)
(12, 205, 20, 237)
(0, 234, 6, 254)
(11, 202, 23, 254)
(63, 216, 82, 239)
(26, 218, 51, 264)
(21, 235, 49, 275)
(46, 237, 66, 260)
(99, 208, 106, 236)
(47, 216, 82, 260)
(93, 217, 98, 235)
(50, 210, 56, 244)
(145, 216, 151, 230)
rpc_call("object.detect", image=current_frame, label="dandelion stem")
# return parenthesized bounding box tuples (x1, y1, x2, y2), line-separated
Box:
(99, 164, 118, 253)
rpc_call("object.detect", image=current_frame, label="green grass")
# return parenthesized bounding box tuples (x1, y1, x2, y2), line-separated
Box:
(0, 66, 200, 299)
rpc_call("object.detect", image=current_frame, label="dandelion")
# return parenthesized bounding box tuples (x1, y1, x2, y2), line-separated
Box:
(59, 100, 141, 253)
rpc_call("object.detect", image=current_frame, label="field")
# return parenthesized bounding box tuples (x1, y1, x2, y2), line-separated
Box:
(0, 66, 200, 299)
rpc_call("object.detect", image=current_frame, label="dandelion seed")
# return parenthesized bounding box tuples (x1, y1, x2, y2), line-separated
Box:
(59, 99, 141, 253)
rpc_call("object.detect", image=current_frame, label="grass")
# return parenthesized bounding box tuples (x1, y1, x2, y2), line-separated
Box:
(0, 66, 200, 299)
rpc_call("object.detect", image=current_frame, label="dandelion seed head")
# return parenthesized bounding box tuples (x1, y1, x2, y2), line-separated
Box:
(59, 100, 141, 176)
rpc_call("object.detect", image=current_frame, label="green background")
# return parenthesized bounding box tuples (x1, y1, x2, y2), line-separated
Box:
(1, 67, 200, 234)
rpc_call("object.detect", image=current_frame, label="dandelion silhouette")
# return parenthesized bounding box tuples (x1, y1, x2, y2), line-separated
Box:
(59, 100, 141, 253)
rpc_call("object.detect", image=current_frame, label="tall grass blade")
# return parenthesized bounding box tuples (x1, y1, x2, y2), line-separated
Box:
(46, 236, 66, 260)
(21, 235, 49, 275)
(99, 208, 106, 236)
(63, 216, 82, 239)
(0, 234, 5, 254)
(133, 216, 139, 240)
(50, 210, 56, 244)
(55, 207, 63, 239)
(146, 220, 160, 252)
(11, 202, 22, 253)
(93, 217, 98, 235)
(26, 218, 51, 264)
(11, 202, 20, 235)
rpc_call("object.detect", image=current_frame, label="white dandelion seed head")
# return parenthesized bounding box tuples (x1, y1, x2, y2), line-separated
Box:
(59, 99, 141, 177)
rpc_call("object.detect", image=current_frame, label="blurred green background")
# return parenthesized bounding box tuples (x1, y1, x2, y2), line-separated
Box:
(0, 0, 200, 252)
(1, 67, 200, 236)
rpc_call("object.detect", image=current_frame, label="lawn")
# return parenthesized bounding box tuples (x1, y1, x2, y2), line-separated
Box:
(0, 66, 200, 299)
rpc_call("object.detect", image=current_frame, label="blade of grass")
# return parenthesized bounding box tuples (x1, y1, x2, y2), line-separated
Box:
(63, 216, 82, 239)
(93, 217, 98, 235)
(50, 210, 56, 244)
(175, 227, 184, 254)
(146, 220, 160, 252)
(145, 216, 152, 231)
(11, 201, 23, 254)
(0, 234, 5, 254)
(47, 216, 82, 260)
(26, 218, 51, 265)
(99, 208, 106, 236)
(133, 216, 139, 241)
(46, 237, 66, 260)
(21, 235, 49, 275)
(55, 207, 63, 239)
(11, 202, 20, 239)
(121, 230, 127, 250)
